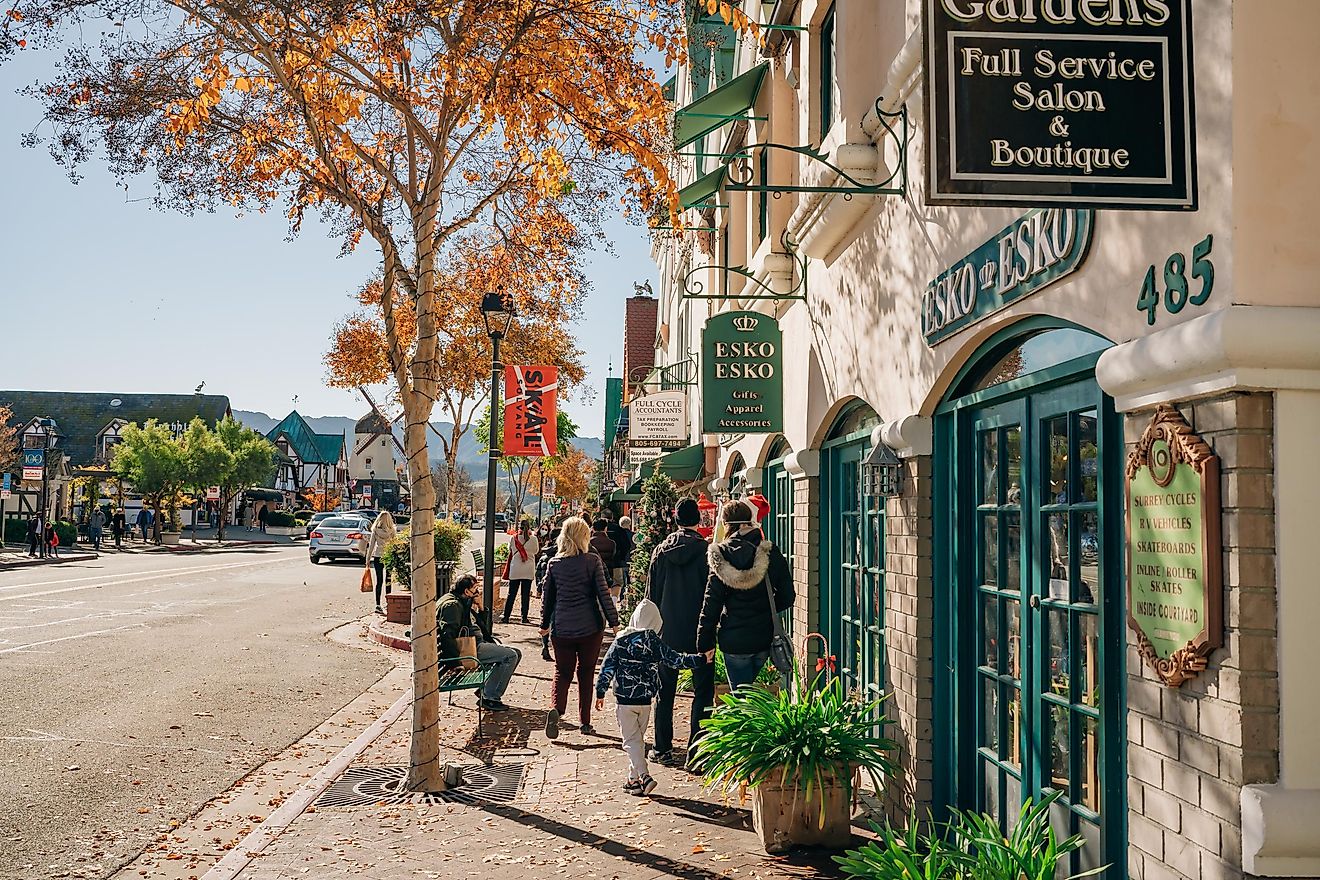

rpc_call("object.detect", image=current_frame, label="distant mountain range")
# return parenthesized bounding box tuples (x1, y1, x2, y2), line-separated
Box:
(234, 410, 602, 480)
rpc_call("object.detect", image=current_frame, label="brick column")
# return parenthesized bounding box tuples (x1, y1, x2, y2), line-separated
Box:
(785, 449, 820, 666)
(1123, 393, 1280, 880)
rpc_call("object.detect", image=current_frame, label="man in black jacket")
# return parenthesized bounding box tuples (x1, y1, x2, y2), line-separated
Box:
(437, 574, 521, 710)
(646, 498, 712, 766)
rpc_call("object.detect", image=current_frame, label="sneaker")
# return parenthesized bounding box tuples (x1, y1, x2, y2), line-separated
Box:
(479, 698, 511, 712)
(632, 775, 657, 797)
(648, 748, 674, 765)
(580, 723, 596, 736)
(374, 605, 384, 614)
(520, 617, 531, 624)
(623, 778, 642, 794)
(541, 647, 553, 661)
(545, 709, 560, 739)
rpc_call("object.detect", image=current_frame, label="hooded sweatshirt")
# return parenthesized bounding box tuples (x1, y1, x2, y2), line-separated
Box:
(596, 600, 705, 705)
(646, 528, 710, 652)
(696, 529, 795, 655)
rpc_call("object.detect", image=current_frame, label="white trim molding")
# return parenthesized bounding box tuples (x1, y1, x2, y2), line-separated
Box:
(1096, 306, 1320, 411)
(879, 415, 934, 459)
(784, 449, 820, 479)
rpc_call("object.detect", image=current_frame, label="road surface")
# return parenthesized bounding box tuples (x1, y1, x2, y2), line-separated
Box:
(0, 546, 392, 880)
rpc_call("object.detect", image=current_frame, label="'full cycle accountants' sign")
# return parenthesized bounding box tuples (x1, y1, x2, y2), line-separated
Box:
(924, 0, 1197, 209)
(1125, 405, 1222, 688)
(702, 311, 783, 434)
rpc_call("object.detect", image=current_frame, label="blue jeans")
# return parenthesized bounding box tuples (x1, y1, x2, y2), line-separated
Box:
(476, 641, 521, 701)
(724, 651, 770, 691)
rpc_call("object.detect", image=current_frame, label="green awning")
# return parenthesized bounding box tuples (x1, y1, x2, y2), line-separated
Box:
(661, 75, 676, 103)
(673, 62, 769, 149)
(627, 443, 706, 493)
(607, 489, 642, 504)
(679, 166, 729, 209)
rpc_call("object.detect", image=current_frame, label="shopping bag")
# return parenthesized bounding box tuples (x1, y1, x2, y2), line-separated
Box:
(359, 567, 373, 593)
(456, 627, 479, 671)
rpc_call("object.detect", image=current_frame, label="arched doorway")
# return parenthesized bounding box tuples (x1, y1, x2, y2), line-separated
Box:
(934, 321, 1125, 876)
(819, 403, 884, 702)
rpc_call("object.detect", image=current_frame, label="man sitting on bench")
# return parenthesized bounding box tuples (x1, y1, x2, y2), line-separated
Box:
(437, 574, 522, 712)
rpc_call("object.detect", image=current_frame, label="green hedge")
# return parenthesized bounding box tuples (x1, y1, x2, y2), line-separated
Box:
(381, 519, 470, 589)
(265, 511, 298, 527)
(2, 518, 77, 546)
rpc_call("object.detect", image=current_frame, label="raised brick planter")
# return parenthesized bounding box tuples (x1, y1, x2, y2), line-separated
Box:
(385, 591, 411, 625)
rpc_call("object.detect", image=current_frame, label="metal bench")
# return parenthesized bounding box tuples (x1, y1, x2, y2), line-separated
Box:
(437, 655, 498, 736)
(470, 548, 484, 573)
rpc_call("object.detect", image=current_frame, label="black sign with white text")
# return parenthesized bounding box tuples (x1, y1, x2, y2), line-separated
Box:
(924, 0, 1196, 210)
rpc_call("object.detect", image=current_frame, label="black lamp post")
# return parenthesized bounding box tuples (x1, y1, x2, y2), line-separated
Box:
(480, 290, 514, 629)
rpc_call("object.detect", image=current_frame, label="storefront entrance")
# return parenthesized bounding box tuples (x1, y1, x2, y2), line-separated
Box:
(763, 437, 795, 643)
(820, 405, 884, 703)
(935, 325, 1126, 876)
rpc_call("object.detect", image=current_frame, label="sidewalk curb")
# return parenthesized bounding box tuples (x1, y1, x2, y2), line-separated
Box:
(0, 552, 99, 569)
(367, 619, 411, 651)
(200, 688, 411, 880)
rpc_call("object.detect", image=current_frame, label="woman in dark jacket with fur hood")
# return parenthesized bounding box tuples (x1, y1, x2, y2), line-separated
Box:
(696, 500, 795, 690)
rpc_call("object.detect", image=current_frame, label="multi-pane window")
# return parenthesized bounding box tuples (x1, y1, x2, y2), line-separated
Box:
(819, 4, 838, 139)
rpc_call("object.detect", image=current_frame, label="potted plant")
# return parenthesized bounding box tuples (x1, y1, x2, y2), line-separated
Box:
(380, 520, 467, 626)
(834, 791, 1104, 880)
(263, 510, 301, 536)
(693, 675, 896, 853)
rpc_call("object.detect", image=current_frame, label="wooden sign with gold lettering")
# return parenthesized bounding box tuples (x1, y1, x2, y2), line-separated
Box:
(1125, 405, 1222, 687)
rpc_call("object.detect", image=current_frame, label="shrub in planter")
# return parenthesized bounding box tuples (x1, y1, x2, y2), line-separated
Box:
(834, 791, 1103, 880)
(678, 650, 781, 693)
(693, 675, 896, 853)
(382, 520, 470, 589)
(265, 511, 298, 527)
(52, 521, 79, 547)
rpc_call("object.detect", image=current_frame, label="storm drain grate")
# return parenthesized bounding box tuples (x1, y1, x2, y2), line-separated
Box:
(315, 763, 525, 808)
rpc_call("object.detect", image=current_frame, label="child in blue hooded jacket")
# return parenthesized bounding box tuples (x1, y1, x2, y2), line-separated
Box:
(596, 599, 709, 796)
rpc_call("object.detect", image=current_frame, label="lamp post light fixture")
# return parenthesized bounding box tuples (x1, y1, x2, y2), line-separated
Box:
(480, 290, 515, 630)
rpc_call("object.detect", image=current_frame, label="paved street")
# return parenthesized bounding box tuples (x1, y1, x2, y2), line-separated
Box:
(0, 546, 392, 880)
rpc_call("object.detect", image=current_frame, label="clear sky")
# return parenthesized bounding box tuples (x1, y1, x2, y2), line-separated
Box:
(0, 49, 658, 442)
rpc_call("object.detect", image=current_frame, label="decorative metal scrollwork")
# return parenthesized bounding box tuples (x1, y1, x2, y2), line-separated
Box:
(721, 102, 908, 198)
(680, 229, 807, 301)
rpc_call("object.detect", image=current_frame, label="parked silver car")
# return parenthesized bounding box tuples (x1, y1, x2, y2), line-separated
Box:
(304, 511, 337, 540)
(308, 516, 369, 564)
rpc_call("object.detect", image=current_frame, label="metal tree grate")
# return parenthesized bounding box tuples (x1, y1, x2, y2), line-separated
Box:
(315, 763, 525, 808)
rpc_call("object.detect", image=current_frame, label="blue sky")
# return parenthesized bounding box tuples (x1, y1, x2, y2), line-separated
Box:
(0, 50, 657, 442)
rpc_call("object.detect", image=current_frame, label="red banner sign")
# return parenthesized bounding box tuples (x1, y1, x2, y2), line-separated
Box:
(504, 365, 558, 457)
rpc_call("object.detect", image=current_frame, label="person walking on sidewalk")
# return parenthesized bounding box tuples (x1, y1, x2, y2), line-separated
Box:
(589, 519, 619, 600)
(596, 599, 708, 797)
(257, 504, 269, 534)
(437, 574, 522, 711)
(502, 520, 539, 624)
(45, 521, 59, 557)
(534, 523, 559, 661)
(26, 516, 40, 557)
(110, 509, 125, 549)
(365, 510, 396, 614)
(540, 516, 619, 739)
(136, 507, 151, 543)
(646, 498, 713, 767)
(697, 500, 795, 691)
(88, 507, 105, 551)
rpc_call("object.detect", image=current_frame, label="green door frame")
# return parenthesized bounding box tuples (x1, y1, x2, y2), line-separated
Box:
(820, 426, 885, 701)
(933, 318, 1128, 876)
(765, 449, 795, 642)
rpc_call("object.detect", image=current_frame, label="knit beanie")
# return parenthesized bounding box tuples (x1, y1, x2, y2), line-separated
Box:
(675, 498, 701, 527)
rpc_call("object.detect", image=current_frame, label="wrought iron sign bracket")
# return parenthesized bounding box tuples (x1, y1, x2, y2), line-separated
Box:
(633, 352, 700, 389)
(722, 102, 908, 199)
(680, 231, 808, 301)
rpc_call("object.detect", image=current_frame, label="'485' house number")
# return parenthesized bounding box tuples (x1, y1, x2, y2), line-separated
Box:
(1137, 234, 1215, 325)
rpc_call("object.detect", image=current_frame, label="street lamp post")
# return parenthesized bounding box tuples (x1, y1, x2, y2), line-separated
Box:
(480, 291, 514, 631)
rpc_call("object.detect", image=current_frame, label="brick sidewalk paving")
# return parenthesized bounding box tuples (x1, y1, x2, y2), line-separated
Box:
(222, 625, 851, 880)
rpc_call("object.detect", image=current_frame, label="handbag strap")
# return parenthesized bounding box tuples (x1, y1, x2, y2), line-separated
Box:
(763, 571, 789, 641)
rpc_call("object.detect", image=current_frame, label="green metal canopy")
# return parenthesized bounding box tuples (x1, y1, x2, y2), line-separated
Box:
(607, 488, 642, 504)
(679, 166, 729, 209)
(627, 443, 706, 493)
(673, 62, 769, 149)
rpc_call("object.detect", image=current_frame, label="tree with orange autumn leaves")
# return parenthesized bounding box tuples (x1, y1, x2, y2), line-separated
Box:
(6, 0, 754, 791)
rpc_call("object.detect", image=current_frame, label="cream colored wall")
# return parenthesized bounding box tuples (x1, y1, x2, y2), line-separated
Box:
(1232, 0, 1320, 307)
(743, 0, 1240, 455)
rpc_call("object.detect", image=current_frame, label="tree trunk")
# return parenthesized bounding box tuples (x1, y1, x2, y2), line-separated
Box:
(403, 390, 443, 791)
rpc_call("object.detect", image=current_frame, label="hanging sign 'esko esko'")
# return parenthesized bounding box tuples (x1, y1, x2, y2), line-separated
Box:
(702, 311, 783, 434)
(1125, 405, 1222, 687)
(924, 0, 1197, 210)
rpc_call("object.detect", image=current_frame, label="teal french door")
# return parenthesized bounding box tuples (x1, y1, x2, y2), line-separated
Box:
(764, 454, 795, 643)
(821, 432, 885, 702)
(938, 366, 1125, 877)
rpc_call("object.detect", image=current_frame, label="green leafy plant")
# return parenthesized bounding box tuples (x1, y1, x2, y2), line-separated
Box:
(676, 650, 780, 691)
(625, 472, 679, 613)
(494, 542, 511, 564)
(383, 520, 470, 588)
(265, 511, 297, 527)
(693, 674, 896, 827)
(834, 791, 1104, 880)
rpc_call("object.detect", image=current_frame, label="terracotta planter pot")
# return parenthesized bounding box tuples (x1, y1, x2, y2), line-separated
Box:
(161, 531, 181, 546)
(750, 765, 856, 854)
(385, 590, 411, 625)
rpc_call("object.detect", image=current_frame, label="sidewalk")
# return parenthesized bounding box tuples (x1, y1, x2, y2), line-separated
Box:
(131, 623, 857, 880)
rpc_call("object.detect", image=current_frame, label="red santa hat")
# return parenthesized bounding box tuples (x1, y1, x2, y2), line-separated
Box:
(746, 493, 770, 524)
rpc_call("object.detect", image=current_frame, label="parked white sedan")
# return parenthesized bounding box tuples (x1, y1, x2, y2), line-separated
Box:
(308, 517, 369, 564)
